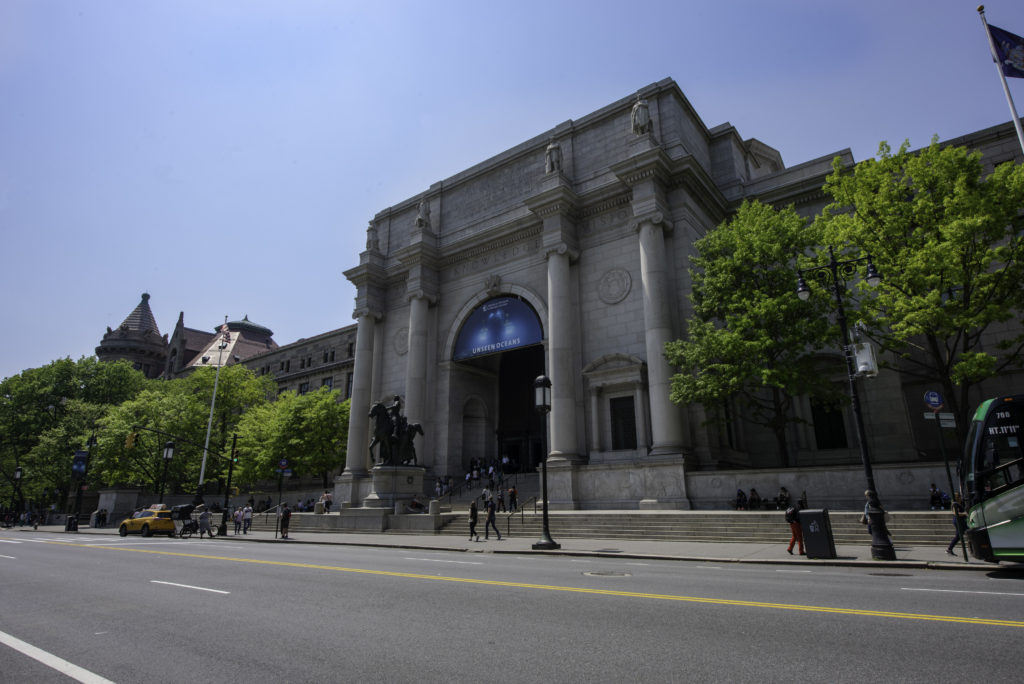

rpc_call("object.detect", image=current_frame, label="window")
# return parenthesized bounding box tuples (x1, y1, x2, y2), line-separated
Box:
(811, 399, 848, 450)
(285, 360, 290, 372)
(298, 382, 309, 395)
(346, 372, 353, 398)
(279, 361, 285, 371)
(330, 350, 335, 362)
(323, 351, 329, 363)
(300, 358, 305, 369)
(347, 343, 354, 358)
(321, 377, 333, 389)
(609, 396, 637, 450)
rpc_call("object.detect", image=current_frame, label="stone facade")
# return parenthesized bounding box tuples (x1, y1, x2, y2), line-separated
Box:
(243, 326, 356, 399)
(338, 78, 1024, 511)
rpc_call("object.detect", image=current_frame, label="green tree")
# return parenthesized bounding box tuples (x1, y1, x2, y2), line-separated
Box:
(96, 364, 275, 498)
(819, 139, 1024, 444)
(666, 200, 842, 465)
(237, 389, 349, 488)
(1, 358, 149, 510)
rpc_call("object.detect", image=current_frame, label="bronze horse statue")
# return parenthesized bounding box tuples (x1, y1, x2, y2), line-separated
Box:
(368, 402, 394, 465)
(369, 400, 424, 466)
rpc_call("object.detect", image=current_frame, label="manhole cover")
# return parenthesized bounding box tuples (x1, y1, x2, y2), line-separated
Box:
(583, 571, 631, 577)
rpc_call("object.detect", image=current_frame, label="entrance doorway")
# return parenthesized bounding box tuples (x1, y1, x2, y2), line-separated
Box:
(495, 345, 545, 474)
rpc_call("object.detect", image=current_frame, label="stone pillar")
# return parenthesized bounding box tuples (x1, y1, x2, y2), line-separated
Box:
(634, 384, 650, 452)
(404, 294, 430, 428)
(546, 245, 579, 461)
(338, 311, 377, 505)
(589, 386, 601, 452)
(636, 214, 685, 456)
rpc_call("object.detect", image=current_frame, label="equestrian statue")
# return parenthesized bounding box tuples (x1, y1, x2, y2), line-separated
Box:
(368, 395, 423, 466)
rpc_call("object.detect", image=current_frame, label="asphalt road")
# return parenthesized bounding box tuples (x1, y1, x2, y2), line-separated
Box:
(1, 532, 1021, 683)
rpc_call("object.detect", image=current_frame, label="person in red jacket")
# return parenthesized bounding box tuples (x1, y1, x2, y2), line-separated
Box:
(785, 503, 804, 555)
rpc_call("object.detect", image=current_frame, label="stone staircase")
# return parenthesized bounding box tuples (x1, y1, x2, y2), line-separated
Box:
(249, 507, 954, 545)
(439, 510, 955, 546)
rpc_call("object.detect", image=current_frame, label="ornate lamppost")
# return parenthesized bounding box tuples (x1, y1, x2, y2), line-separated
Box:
(532, 375, 560, 550)
(796, 245, 896, 561)
(159, 441, 174, 504)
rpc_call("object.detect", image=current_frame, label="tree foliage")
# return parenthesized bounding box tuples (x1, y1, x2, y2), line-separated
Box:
(818, 139, 1024, 442)
(236, 389, 349, 489)
(0, 358, 150, 509)
(666, 200, 843, 464)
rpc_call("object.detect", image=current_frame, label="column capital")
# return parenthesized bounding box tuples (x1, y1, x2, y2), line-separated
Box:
(407, 290, 438, 306)
(632, 211, 673, 234)
(352, 308, 383, 321)
(543, 242, 579, 262)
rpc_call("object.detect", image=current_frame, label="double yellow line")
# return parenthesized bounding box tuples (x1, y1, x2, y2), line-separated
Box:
(53, 540, 1024, 628)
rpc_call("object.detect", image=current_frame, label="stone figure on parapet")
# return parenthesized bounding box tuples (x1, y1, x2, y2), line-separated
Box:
(415, 198, 431, 229)
(630, 95, 652, 136)
(545, 137, 562, 174)
(368, 396, 423, 466)
(366, 221, 379, 251)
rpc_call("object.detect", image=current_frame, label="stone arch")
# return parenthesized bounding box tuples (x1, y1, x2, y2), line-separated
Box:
(442, 283, 548, 363)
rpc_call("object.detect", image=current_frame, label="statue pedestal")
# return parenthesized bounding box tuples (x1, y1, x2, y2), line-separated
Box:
(360, 465, 426, 509)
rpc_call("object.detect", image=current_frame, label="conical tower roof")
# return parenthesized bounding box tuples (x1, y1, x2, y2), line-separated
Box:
(119, 293, 161, 335)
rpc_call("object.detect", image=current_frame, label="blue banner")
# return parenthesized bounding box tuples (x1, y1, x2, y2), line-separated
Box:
(71, 450, 89, 479)
(453, 296, 543, 361)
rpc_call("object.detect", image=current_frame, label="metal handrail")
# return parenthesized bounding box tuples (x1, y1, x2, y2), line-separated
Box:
(261, 503, 283, 524)
(505, 495, 538, 536)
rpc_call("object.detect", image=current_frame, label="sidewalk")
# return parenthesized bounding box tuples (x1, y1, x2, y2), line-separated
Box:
(10, 524, 991, 571)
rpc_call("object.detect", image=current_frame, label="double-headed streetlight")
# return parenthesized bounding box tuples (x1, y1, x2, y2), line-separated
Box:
(796, 245, 895, 561)
(159, 441, 174, 503)
(532, 375, 560, 550)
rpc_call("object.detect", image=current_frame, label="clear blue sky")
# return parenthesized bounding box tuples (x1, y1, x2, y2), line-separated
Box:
(2, 0, 1022, 381)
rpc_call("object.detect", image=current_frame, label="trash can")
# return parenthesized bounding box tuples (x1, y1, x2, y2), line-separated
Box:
(799, 508, 837, 559)
(314, 501, 325, 515)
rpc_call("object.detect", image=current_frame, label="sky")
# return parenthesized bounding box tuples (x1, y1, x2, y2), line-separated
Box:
(2, 0, 1023, 382)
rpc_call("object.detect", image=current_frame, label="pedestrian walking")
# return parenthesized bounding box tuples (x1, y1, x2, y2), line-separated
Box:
(242, 503, 253, 534)
(946, 494, 967, 557)
(785, 502, 804, 555)
(509, 486, 518, 512)
(197, 506, 213, 539)
(468, 500, 480, 542)
(233, 507, 243, 535)
(280, 503, 292, 539)
(484, 499, 501, 540)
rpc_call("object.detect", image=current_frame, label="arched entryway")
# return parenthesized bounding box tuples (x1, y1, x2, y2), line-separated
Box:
(450, 294, 547, 475)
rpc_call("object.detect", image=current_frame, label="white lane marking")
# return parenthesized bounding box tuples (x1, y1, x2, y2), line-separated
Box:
(901, 587, 1024, 597)
(150, 580, 230, 594)
(0, 539, 22, 544)
(625, 562, 651, 566)
(0, 554, 16, 559)
(776, 569, 812, 574)
(569, 559, 592, 563)
(403, 557, 483, 565)
(0, 629, 115, 684)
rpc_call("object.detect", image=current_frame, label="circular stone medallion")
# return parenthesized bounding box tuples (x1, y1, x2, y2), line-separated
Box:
(598, 268, 632, 305)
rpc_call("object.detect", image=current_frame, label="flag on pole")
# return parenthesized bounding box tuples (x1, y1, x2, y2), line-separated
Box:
(988, 24, 1024, 79)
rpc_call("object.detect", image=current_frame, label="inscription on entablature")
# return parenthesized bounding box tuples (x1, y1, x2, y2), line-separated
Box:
(581, 207, 631, 239)
(445, 237, 542, 280)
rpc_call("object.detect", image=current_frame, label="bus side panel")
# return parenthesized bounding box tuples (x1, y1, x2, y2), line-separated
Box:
(982, 487, 1024, 561)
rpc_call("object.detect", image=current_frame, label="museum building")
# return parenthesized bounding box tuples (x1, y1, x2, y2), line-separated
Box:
(337, 78, 1024, 511)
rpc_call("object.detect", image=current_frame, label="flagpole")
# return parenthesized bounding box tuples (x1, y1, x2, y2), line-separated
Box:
(978, 5, 1024, 156)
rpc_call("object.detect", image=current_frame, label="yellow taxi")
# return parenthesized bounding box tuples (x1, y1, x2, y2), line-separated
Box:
(118, 504, 176, 537)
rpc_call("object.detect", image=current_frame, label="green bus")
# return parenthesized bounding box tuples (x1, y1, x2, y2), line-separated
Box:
(961, 395, 1024, 563)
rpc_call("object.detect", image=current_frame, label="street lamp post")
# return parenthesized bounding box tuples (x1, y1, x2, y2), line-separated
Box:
(218, 434, 238, 536)
(12, 466, 23, 518)
(532, 375, 560, 550)
(197, 319, 230, 505)
(159, 441, 174, 504)
(797, 245, 896, 561)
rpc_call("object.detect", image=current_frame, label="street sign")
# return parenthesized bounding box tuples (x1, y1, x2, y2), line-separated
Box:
(924, 390, 944, 411)
(279, 459, 288, 469)
(924, 412, 956, 428)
